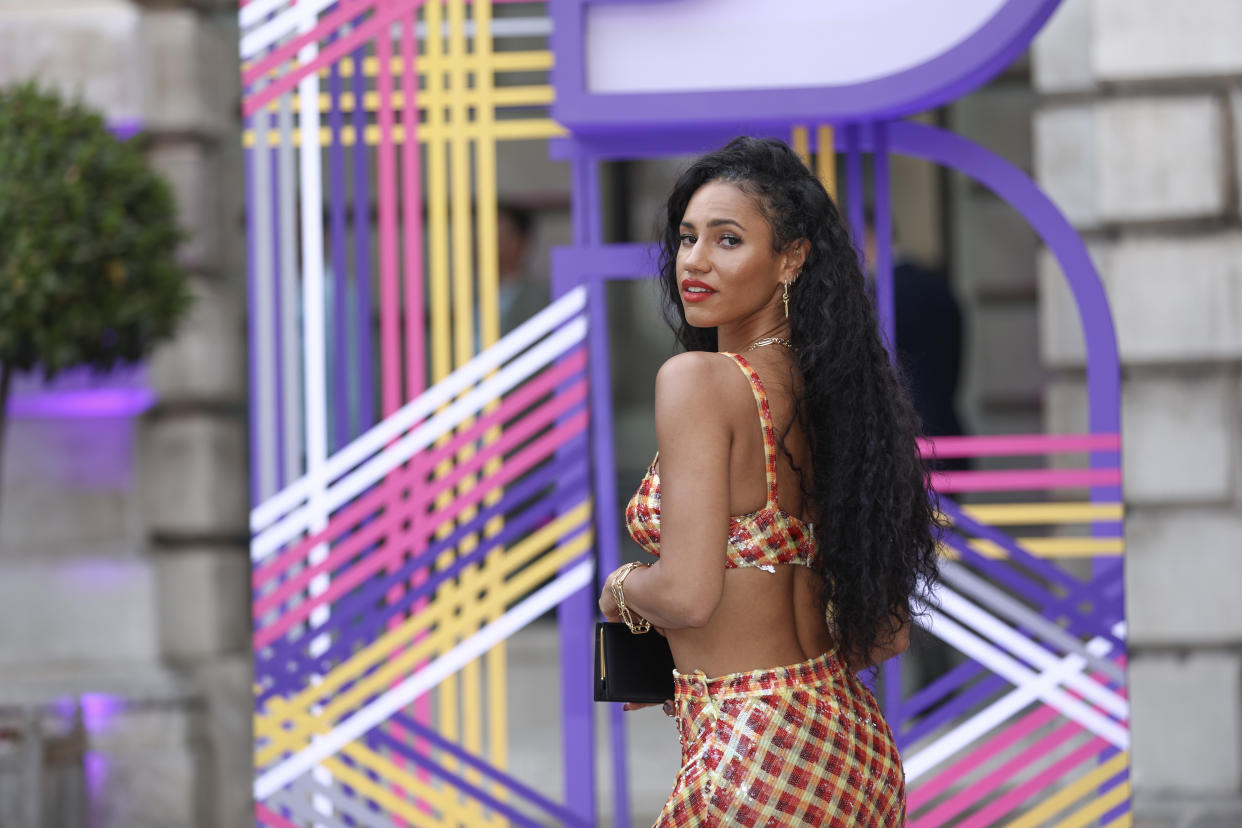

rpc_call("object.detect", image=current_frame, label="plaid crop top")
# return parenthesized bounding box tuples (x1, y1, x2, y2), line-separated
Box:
(624, 352, 816, 572)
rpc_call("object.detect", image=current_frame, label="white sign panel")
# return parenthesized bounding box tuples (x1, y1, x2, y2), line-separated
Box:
(585, 0, 1011, 94)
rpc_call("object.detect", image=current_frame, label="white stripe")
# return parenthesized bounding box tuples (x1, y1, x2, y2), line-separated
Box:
(249, 98, 279, 502)
(250, 287, 586, 533)
(902, 610, 1128, 782)
(297, 7, 333, 658)
(250, 315, 587, 561)
(937, 588, 1129, 719)
(241, 0, 337, 58)
(276, 96, 303, 488)
(240, 0, 298, 34)
(253, 558, 595, 798)
(241, 1, 551, 60)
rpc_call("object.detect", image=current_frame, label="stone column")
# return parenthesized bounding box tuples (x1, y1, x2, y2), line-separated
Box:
(0, 1, 249, 826)
(1033, 1, 1242, 824)
(136, 2, 251, 826)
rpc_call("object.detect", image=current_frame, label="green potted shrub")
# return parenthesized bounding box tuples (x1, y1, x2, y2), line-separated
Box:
(0, 81, 192, 497)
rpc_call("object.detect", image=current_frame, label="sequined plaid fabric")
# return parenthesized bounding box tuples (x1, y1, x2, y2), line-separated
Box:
(624, 352, 816, 571)
(655, 650, 905, 827)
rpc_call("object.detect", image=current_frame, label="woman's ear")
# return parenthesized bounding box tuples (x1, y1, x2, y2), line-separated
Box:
(784, 239, 811, 281)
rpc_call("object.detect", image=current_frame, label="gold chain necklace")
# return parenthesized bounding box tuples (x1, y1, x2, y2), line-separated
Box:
(746, 336, 796, 352)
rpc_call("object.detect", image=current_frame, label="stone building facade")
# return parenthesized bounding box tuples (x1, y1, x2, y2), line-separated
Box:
(1034, 0, 1242, 824)
(0, 1, 250, 826)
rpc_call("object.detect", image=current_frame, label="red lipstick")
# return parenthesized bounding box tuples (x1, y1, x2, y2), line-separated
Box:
(681, 278, 716, 303)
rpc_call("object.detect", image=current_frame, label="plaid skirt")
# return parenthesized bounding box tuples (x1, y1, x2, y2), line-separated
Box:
(654, 650, 905, 827)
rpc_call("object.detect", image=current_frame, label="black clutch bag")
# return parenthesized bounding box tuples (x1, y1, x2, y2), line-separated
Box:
(593, 621, 677, 704)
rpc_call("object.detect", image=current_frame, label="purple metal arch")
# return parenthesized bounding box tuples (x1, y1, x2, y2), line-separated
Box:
(550, 0, 1063, 130)
(553, 123, 1121, 452)
(868, 121, 1122, 491)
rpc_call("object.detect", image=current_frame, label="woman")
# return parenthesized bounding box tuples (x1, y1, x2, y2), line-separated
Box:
(598, 137, 941, 826)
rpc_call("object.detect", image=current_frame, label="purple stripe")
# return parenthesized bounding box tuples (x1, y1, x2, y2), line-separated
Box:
(327, 44, 350, 450)
(901, 658, 986, 720)
(244, 135, 261, 504)
(882, 656, 902, 727)
(843, 123, 865, 256)
(873, 121, 896, 357)
(901, 672, 1008, 746)
(351, 41, 376, 432)
(365, 728, 552, 828)
(270, 142, 286, 490)
(942, 500, 1080, 593)
(390, 713, 593, 828)
(255, 450, 591, 697)
(253, 448, 590, 693)
(944, 530, 1123, 642)
(571, 157, 608, 828)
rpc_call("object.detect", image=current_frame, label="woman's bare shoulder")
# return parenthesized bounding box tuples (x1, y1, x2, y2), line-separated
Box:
(653, 352, 754, 424)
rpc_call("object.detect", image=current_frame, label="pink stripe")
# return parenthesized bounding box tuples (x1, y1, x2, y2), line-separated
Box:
(243, 0, 379, 89)
(241, 0, 537, 114)
(909, 704, 1060, 813)
(253, 408, 588, 648)
(399, 13, 425, 399)
(950, 738, 1114, 828)
(255, 803, 301, 828)
(251, 349, 586, 589)
(919, 433, 1120, 459)
(253, 379, 586, 619)
(243, 3, 402, 117)
(931, 467, 1121, 493)
(376, 27, 401, 416)
(915, 718, 1086, 826)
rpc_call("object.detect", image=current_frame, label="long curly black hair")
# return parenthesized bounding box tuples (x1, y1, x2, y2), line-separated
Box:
(656, 136, 941, 664)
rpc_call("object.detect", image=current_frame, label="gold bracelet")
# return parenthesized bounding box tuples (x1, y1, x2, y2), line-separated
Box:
(610, 561, 651, 634)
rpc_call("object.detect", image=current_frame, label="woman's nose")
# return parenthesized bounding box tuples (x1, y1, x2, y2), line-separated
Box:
(682, 241, 708, 272)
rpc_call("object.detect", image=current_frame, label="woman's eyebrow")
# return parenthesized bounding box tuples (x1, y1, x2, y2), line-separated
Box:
(680, 217, 746, 230)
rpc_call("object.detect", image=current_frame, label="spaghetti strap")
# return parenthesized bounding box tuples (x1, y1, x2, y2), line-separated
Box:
(721, 353, 779, 509)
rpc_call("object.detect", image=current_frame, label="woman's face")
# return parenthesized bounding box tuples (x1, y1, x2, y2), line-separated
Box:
(675, 180, 795, 328)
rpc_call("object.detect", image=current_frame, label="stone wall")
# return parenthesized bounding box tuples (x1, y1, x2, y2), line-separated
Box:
(1033, 1, 1242, 824)
(0, 1, 248, 826)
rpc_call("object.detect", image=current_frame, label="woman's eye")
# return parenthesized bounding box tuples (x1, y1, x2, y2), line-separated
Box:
(679, 233, 696, 246)
(720, 234, 741, 247)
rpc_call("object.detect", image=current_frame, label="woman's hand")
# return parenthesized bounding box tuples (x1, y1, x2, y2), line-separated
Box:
(598, 567, 622, 622)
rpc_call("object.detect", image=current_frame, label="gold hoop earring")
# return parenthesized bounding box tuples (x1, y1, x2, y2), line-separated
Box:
(782, 281, 790, 318)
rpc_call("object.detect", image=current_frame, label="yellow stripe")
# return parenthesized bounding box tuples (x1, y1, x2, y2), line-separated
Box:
(253, 501, 589, 743)
(966, 537, 1124, 558)
(999, 752, 1129, 828)
(958, 502, 1124, 525)
(471, 2, 510, 814)
(1101, 813, 1134, 828)
(326, 746, 453, 820)
(325, 51, 554, 78)
(296, 85, 555, 114)
(242, 119, 568, 148)
(443, 6, 479, 815)
(817, 125, 836, 200)
(254, 505, 592, 759)
(1051, 779, 1132, 828)
(791, 125, 810, 168)
(256, 525, 592, 763)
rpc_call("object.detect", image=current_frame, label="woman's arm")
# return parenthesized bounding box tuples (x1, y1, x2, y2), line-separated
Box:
(599, 352, 734, 630)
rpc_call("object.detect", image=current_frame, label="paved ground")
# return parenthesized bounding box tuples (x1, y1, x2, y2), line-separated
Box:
(505, 618, 679, 827)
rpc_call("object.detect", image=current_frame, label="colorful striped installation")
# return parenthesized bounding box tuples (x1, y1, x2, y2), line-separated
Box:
(895, 432, 1129, 827)
(241, 3, 601, 825)
(251, 291, 594, 825)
